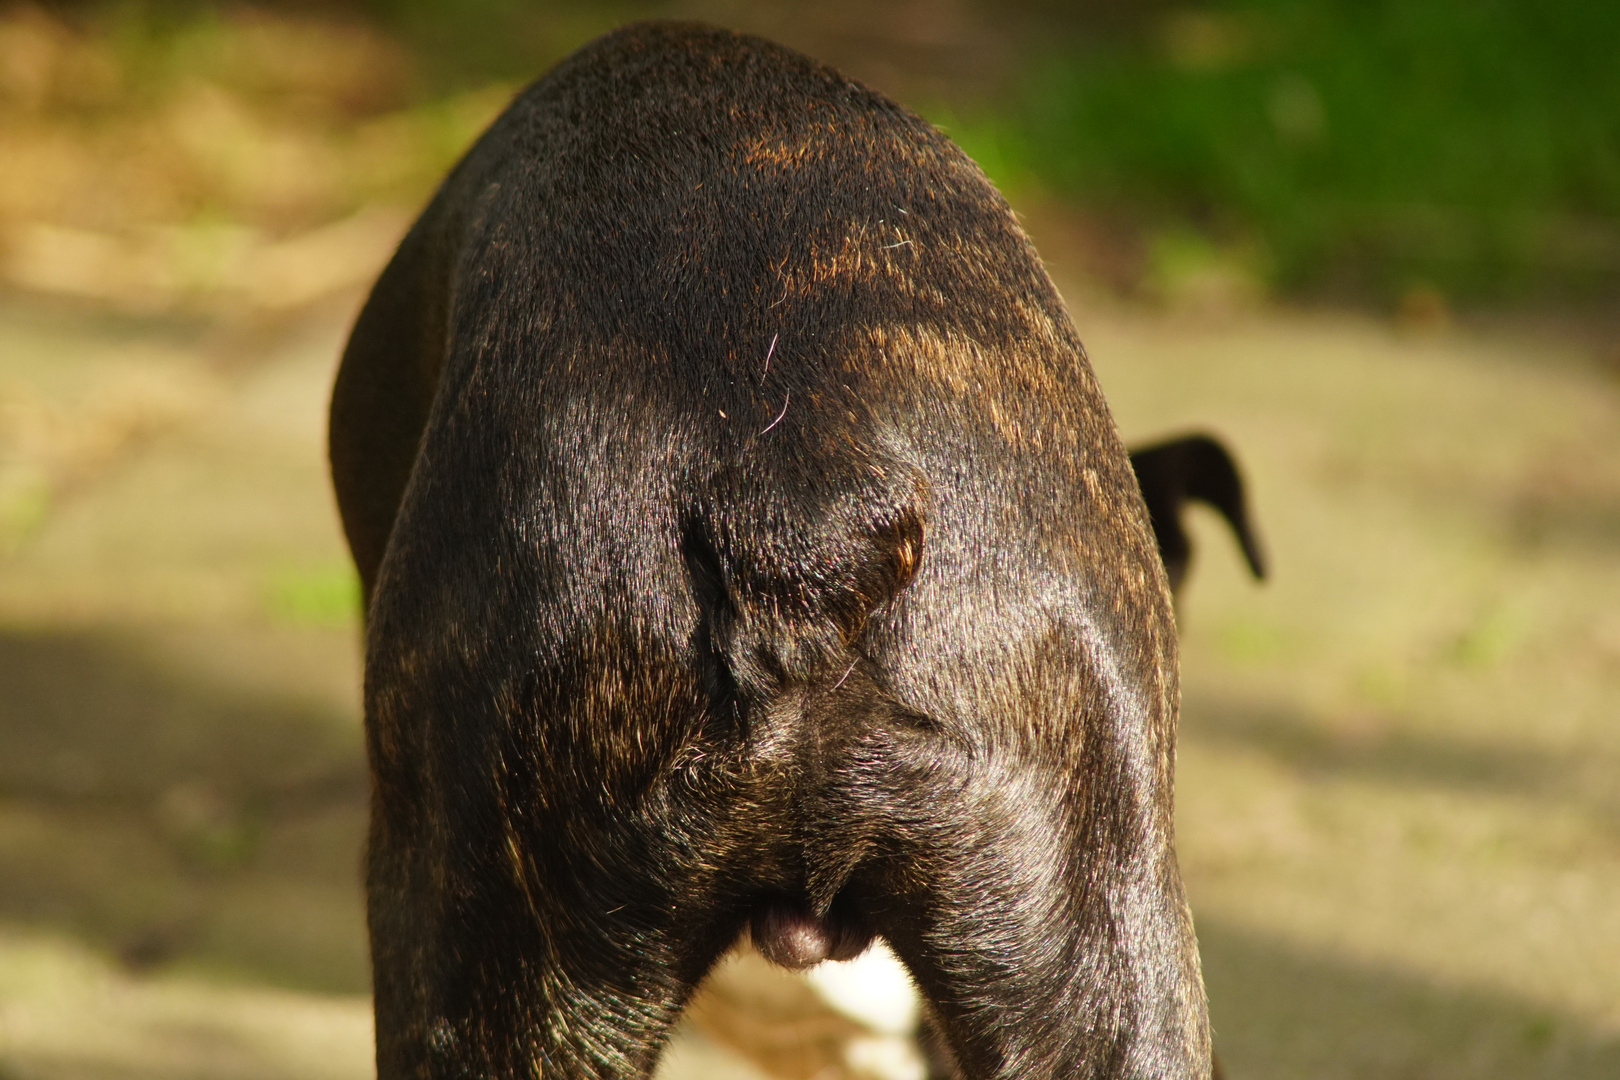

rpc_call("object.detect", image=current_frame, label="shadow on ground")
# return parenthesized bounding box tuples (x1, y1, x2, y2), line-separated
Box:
(1183, 689, 1619, 823)
(1200, 919, 1620, 1080)
(0, 624, 370, 995)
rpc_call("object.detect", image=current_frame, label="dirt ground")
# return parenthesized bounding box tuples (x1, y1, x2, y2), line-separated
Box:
(2, 214, 1617, 1078)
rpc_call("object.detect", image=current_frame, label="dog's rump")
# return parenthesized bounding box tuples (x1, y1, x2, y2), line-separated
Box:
(333, 21, 1209, 1080)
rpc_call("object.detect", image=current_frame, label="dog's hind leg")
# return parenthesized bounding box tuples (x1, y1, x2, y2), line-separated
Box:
(365, 706, 767, 1080)
(835, 730, 1210, 1080)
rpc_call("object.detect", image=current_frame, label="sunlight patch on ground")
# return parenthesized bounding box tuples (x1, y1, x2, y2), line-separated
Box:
(0, 927, 373, 1080)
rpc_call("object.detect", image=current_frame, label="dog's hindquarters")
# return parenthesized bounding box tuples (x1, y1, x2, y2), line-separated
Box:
(335, 22, 1211, 1079)
(350, 325, 1209, 1079)
(355, 436, 1213, 1080)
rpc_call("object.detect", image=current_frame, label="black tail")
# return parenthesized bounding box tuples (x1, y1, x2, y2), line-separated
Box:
(1129, 434, 1266, 596)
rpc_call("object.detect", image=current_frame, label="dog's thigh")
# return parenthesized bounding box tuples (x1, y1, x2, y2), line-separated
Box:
(367, 774, 752, 1080)
(860, 755, 1208, 1080)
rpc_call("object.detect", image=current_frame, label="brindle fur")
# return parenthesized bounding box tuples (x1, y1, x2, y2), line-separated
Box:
(331, 22, 1210, 1080)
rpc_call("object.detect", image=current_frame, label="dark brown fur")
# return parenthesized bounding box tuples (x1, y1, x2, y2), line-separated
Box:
(331, 22, 1210, 1079)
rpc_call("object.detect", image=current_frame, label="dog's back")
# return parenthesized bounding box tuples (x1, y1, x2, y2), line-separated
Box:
(331, 22, 1209, 1079)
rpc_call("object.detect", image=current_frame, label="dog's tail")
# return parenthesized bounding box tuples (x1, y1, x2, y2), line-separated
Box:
(1130, 433, 1266, 595)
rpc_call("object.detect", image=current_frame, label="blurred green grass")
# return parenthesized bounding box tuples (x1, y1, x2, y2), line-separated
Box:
(263, 564, 361, 629)
(944, 0, 1620, 303)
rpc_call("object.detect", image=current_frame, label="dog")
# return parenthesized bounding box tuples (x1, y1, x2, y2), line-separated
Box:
(331, 22, 1223, 1079)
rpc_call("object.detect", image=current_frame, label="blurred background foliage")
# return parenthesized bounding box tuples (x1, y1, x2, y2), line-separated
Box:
(953, 0, 1620, 302)
(0, 0, 1615, 314)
